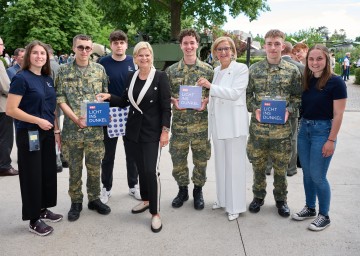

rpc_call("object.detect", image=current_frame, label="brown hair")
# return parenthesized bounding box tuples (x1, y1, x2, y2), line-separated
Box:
(303, 44, 332, 91)
(109, 30, 128, 43)
(72, 34, 92, 47)
(264, 29, 285, 40)
(22, 40, 51, 76)
(178, 29, 200, 44)
(293, 42, 308, 52)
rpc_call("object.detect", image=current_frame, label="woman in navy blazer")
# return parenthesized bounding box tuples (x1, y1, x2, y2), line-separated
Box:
(198, 36, 249, 221)
(97, 42, 171, 232)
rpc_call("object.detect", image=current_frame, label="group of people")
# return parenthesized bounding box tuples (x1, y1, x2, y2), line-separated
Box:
(0, 27, 347, 236)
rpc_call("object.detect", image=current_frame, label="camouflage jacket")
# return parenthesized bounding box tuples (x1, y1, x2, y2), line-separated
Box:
(246, 58, 302, 139)
(165, 58, 213, 135)
(56, 61, 108, 142)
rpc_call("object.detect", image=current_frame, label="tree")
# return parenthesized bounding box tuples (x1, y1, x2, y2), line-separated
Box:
(96, 0, 270, 41)
(286, 28, 325, 47)
(0, 0, 105, 53)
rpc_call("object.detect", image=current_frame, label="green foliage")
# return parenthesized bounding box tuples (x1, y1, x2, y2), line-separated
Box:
(286, 28, 325, 47)
(0, 0, 108, 54)
(355, 68, 360, 85)
(237, 56, 265, 66)
(96, 0, 270, 42)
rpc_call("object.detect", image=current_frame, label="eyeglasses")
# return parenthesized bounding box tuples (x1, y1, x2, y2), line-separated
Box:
(216, 47, 231, 52)
(76, 45, 92, 52)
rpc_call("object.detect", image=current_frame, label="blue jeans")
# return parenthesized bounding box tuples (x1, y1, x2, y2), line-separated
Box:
(297, 119, 334, 216)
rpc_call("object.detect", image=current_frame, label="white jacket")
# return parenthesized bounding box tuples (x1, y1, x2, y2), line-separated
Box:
(208, 61, 249, 139)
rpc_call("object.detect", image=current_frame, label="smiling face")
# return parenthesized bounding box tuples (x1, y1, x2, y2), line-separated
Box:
(180, 35, 199, 58)
(134, 48, 152, 70)
(215, 40, 233, 67)
(29, 45, 47, 70)
(264, 36, 285, 64)
(307, 49, 327, 77)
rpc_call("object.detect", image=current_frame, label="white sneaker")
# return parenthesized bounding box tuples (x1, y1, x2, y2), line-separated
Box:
(228, 213, 239, 221)
(129, 185, 141, 200)
(100, 188, 111, 204)
(212, 202, 222, 210)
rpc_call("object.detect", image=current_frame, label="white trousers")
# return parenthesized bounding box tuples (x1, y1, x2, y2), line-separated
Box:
(212, 122, 247, 214)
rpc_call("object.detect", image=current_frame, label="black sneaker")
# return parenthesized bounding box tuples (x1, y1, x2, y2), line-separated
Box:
(88, 199, 111, 215)
(249, 198, 264, 213)
(292, 206, 316, 221)
(29, 219, 53, 236)
(40, 209, 63, 223)
(308, 214, 331, 231)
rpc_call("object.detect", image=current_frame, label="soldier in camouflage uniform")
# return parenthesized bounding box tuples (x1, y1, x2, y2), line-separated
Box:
(165, 29, 213, 210)
(246, 29, 302, 217)
(56, 34, 111, 221)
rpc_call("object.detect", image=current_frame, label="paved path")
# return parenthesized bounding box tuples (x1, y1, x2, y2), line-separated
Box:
(1, 77, 359, 256)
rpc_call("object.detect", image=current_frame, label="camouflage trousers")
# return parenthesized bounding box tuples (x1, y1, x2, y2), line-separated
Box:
(247, 135, 291, 201)
(62, 140, 104, 203)
(169, 132, 211, 187)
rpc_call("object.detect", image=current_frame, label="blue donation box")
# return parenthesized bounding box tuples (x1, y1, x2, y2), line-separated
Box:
(178, 85, 202, 109)
(260, 99, 286, 124)
(81, 101, 110, 126)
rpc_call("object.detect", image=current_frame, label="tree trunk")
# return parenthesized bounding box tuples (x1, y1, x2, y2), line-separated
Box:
(170, 0, 182, 40)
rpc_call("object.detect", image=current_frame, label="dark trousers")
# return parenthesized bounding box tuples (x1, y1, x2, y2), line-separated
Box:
(101, 127, 138, 191)
(342, 66, 350, 80)
(0, 113, 14, 170)
(16, 129, 57, 220)
(124, 137, 160, 215)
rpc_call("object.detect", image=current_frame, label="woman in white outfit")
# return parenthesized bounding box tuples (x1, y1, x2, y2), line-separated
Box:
(197, 36, 249, 221)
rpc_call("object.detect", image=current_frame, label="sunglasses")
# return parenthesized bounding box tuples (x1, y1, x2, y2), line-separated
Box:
(76, 45, 92, 52)
(216, 47, 231, 52)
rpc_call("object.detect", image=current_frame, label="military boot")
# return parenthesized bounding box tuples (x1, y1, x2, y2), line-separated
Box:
(172, 186, 189, 208)
(193, 186, 204, 210)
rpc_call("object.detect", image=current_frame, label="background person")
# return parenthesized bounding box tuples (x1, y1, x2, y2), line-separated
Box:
(6, 40, 63, 236)
(0, 36, 18, 177)
(6, 48, 25, 81)
(292, 45, 347, 231)
(293, 42, 309, 65)
(97, 41, 171, 233)
(198, 36, 249, 221)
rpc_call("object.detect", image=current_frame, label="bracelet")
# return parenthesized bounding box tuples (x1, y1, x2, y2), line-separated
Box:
(162, 127, 170, 132)
(327, 139, 336, 142)
(54, 130, 61, 134)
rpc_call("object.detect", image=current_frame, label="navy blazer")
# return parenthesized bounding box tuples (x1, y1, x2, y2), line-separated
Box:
(110, 70, 171, 143)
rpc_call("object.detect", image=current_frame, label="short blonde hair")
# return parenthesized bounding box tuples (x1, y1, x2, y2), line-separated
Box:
(211, 36, 237, 60)
(133, 41, 154, 66)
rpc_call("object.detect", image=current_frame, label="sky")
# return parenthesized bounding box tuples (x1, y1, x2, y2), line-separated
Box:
(223, 0, 360, 40)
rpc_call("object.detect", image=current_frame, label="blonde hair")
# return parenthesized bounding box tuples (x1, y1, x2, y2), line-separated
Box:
(211, 36, 237, 60)
(133, 41, 154, 66)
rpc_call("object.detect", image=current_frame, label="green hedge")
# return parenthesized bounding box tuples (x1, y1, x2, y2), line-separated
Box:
(355, 68, 360, 85)
(237, 57, 265, 66)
